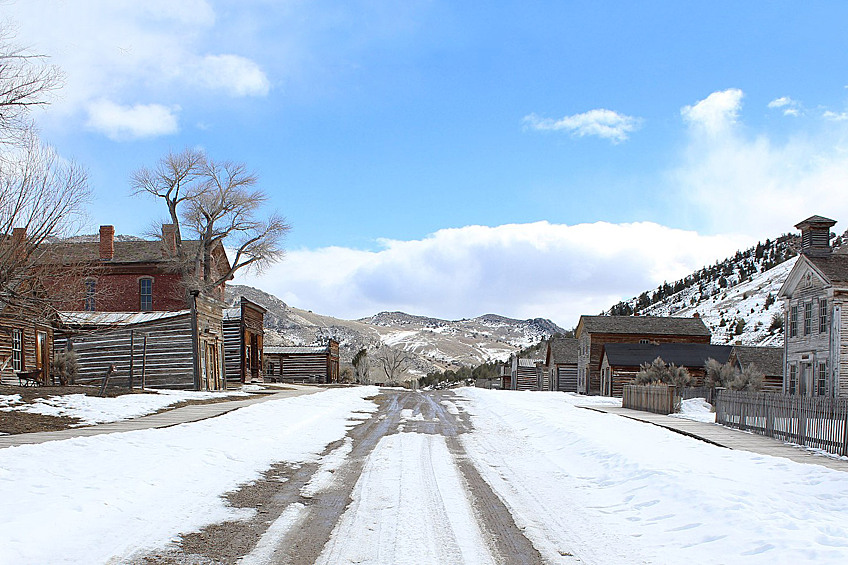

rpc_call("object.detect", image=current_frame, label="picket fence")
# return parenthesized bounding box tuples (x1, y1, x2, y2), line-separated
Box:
(715, 390, 848, 456)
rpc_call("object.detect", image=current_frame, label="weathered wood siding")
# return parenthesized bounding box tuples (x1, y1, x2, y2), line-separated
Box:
(555, 364, 578, 392)
(223, 317, 241, 384)
(0, 312, 54, 386)
(55, 315, 195, 389)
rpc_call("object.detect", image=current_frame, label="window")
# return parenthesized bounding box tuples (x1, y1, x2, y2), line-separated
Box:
(789, 304, 798, 338)
(11, 329, 22, 371)
(139, 278, 153, 311)
(820, 298, 828, 334)
(84, 279, 96, 311)
(639, 339, 650, 344)
(788, 364, 797, 394)
(804, 302, 812, 335)
(818, 362, 827, 396)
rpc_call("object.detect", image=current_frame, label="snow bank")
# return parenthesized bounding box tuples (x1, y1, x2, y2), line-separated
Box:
(0, 386, 379, 564)
(0, 388, 250, 426)
(670, 397, 717, 423)
(458, 387, 848, 564)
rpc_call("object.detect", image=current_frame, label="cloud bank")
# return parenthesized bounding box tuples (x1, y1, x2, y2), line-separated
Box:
(234, 221, 746, 329)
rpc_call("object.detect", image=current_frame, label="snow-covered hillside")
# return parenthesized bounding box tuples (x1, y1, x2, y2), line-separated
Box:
(227, 285, 565, 371)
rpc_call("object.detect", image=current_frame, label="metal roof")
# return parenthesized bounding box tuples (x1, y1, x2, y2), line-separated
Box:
(59, 310, 189, 326)
(265, 345, 329, 355)
(600, 343, 732, 369)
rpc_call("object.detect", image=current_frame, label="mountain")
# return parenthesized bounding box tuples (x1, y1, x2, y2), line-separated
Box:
(606, 230, 848, 347)
(225, 284, 566, 374)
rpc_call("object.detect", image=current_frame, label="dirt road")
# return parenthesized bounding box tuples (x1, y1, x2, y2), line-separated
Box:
(139, 389, 544, 564)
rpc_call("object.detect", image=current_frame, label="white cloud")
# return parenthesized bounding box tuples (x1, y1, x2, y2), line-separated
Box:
(671, 88, 848, 239)
(192, 55, 271, 97)
(823, 111, 848, 121)
(234, 221, 745, 329)
(768, 96, 802, 117)
(85, 100, 179, 140)
(523, 109, 641, 143)
(680, 88, 743, 136)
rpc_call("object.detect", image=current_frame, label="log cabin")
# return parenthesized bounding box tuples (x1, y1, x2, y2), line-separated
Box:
(544, 337, 578, 392)
(223, 298, 266, 385)
(0, 305, 54, 386)
(777, 215, 848, 397)
(576, 315, 712, 395)
(509, 355, 545, 391)
(599, 342, 732, 397)
(264, 340, 340, 384)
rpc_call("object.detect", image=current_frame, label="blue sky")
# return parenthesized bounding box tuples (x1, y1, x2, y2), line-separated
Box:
(9, 1, 848, 328)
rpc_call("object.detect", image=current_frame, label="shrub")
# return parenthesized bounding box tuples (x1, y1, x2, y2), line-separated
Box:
(704, 358, 735, 388)
(729, 363, 764, 391)
(51, 345, 79, 386)
(634, 357, 692, 388)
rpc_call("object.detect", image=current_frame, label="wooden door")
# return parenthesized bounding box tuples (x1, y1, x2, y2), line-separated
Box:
(36, 331, 48, 384)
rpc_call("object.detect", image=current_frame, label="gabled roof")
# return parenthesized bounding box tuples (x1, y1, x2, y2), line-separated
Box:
(805, 254, 848, 285)
(600, 343, 732, 370)
(546, 337, 578, 365)
(59, 310, 188, 326)
(731, 345, 783, 378)
(42, 240, 201, 264)
(577, 315, 711, 338)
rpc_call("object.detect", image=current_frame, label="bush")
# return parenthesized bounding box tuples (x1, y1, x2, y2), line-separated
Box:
(729, 363, 764, 391)
(704, 358, 735, 388)
(634, 357, 692, 388)
(769, 312, 784, 332)
(51, 345, 79, 386)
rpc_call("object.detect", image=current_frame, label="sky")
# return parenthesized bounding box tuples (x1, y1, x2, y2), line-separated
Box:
(7, 1, 848, 329)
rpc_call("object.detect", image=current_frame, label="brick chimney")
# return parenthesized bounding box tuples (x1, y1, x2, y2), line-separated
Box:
(99, 225, 114, 260)
(692, 312, 700, 318)
(11, 227, 26, 245)
(161, 224, 177, 255)
(795, 215, 836, 257)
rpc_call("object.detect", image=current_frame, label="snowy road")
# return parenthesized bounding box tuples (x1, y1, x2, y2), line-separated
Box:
(4, 387, 848, 564)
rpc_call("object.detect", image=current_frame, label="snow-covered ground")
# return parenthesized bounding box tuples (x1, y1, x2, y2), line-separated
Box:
(458, 388, 848, 564)
(0, 388, 252, 426)
(0, 387, 379, 564)
(671, 397, 717, 423)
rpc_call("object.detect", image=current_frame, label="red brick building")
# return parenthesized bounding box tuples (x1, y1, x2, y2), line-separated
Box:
(48, 225, 230, 312)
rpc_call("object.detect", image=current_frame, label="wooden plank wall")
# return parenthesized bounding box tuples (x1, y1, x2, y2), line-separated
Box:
(223, 318, 241, 384)
(515, 366, 537, 391)
(268, 352, 330, 383)
(55, 315, 195, 389)
(0, 314, 54, 386)
(556, 365, 578, 392)
(622, 383, 677, 414)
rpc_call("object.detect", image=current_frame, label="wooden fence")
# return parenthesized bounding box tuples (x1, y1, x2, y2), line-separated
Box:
(680, 386, 719, 405)
(715, 390, 848, 456)
(622, 384, 678, 415)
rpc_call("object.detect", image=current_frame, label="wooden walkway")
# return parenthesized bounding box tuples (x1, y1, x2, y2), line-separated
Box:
(0, 386, 319, 449)
(584, 405, 848, 473)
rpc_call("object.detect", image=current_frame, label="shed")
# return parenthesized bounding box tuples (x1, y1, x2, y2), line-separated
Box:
(729, 345, 784, 392)
(264, 340, 339, 384)
(510, 355, 544, 391)
(599, 342, 732, 397)
(545, 337, 578, 392)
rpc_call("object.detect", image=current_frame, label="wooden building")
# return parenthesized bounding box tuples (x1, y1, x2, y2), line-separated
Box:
(264, 340, 339, 384)
(576, 315, 712, 395)
(778, 215, 848, 397)
(599, 343, 732, 397)
(0, 306, 54, 386)
(223, 298, 266, 386)
(55, 293, 225, 391)
(728, 345, 784, 392)
(544, 337, 578, 392)
(509, 355, 545, 391)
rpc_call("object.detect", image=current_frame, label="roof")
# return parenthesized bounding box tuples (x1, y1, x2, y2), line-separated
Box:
(600, 343, 732, 369)
(42, 239, 202, 264)
(265, 345, 330, 355)
(795, 215, 836, 229)
(805, 254, 848, 285)
(59, 310, 188, 326)
(222, 307, 241, 320)
(731, 346, 783, 377)
(577, 315, 711, 338)
(547, 337, 578, 365)
(516, 358, 542, 368)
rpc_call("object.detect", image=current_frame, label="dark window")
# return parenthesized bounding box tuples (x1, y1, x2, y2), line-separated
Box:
(818, 362, 827, 396)
(84, 279, 96, 311)
(139, 278, 153, 311)
(639, 339, 650, 344)
(789, 305, 798, 338)
(788, 364, 797, 394)
(820, 298, 828, 334)
(804, 302, 812, 335)
(11, 329, 22, 371)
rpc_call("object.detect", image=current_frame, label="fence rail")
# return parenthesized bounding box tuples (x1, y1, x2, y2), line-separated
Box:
(715, 390, 848, 456)
(622, 384, 678, 415)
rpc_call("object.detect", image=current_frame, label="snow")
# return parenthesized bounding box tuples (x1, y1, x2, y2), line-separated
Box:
(671, 397, 717, 423)
(458, 387, 848, 564)
(316, 432, 495, 565)
(0, 388, 251, 426)
(0, 386, 379, 564)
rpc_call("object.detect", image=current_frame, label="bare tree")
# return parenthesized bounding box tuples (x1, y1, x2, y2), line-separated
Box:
(352, 348, 369, 384)
(0, 27, 63, 144)
(374, 345, 412, 385)
(131, 149, 289, 296)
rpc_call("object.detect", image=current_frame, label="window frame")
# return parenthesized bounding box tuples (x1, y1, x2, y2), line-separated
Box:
(139, 277, 153, 311)
(11, 328, 22, 371)
(817, 362, 827, 396)
(819, 298, 828, 334)
(84, 279, 96, 312)
(789, 304, 798, 338)
(788, 363, 797, 394)
(803, 301, 812, 335)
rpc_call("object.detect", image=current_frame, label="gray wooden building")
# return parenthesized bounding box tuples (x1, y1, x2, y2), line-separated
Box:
(544, 337, 578, 392)
(778, 215, 848, 397)
(509, 355, 545, 391)
(728, 345, 784, 392)
(264, 340, 340, 384)
(223, 298, 266, 386)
